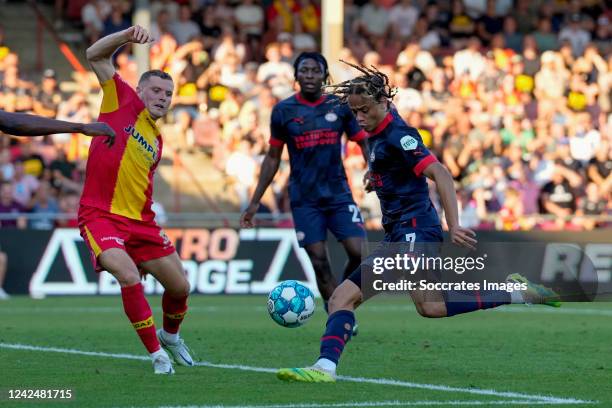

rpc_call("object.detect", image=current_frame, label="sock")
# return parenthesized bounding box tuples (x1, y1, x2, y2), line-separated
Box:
(162, 291, 188, 335)
(318, 310, 355, 365)
(315, 358, 337, 373)
(150, 348, 167, 359)
(121, 283, 160, 353)
(444, 290, 511, 317)
(161, 329, 179, 344)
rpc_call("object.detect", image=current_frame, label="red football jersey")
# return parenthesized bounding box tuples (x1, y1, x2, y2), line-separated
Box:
(80, 73, 162, 222)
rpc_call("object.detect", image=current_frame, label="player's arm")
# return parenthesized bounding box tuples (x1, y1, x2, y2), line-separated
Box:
(240, 145, 283, 228)
(0, 110, 115, 146)
(344, 105, 371, 191)
(357, 139, 374, 192)
(423, 162, 477, 250)
(357, 139, 369, 165)
(86, 25, 153, 84)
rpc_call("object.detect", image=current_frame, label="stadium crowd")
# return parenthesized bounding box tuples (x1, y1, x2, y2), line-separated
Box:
(0, 0, 610, 231)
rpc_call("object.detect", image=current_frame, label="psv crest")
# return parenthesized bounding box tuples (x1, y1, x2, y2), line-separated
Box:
(325, 112, 338, 122)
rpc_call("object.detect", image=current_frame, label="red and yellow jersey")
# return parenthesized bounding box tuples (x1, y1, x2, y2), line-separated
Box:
(80, 73, 162, 222)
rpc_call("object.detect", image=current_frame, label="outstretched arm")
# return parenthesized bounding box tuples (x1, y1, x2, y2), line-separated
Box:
(240, 145, 283, 228)
(424, 162, 477, 250)
(357, 139, 374, 192)
(0, 110, 115, 146)
(86, 25, 154, 84)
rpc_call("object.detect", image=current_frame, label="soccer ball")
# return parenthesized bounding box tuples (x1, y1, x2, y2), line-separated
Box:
(267, 280, 315, 328)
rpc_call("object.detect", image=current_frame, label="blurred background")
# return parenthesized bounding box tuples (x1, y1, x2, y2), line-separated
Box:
(0, 0, 609, 233)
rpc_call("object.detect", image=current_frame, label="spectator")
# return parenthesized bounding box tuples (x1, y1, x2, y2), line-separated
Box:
(17, 142, 45, 179)
(0, 149, 14, 181)
(235, 0, 264, 42)
(390, 0, 419, 40)
(56, 191, 79, 228)
(533, 18, 559, 52)
(539, 165, 581, 228)
(510, 0, 537, 35)
(296, 0, 320, 35)
(509, 165, 540, 216)
(587, 141, 612, 192)
(81, 0, 111, 44)
(150, 9, 173, 41)
(225, 140, 257, 210)
(453, 37, 485, 81)
(256, 42, 293, 97)
(33, 69, 63, 119)
(266, 0, 300, 34)
(502, 16, 523, 53)
(357, 0, 391, 41)
(28, 181, 60, 230)
(171, 5, 202, 45)
(576, 182, 608, 230)
(12, 160, 39, 207)
(150, 0, 179, 23)
(476, 0, 504, 46)
(559, 14, 591, 57)
(0, 182, 26, 228)
(101, 0, 131, 38)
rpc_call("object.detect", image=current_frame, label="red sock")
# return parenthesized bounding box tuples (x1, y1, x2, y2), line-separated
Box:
(121, 283, 160, 353)
(162, 291, 188, 334)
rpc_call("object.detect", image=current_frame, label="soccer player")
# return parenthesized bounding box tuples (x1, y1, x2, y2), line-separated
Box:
(240, 52, 369, 317)
(277, 63, 560, 383)
(79, 25, 192, 374)
(0, 110, 115, 143)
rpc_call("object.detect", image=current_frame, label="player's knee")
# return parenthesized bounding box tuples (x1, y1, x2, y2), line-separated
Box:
(115, 271, 141, 287)
(166, 278, 190, 298)
(310, 256, 333, 279)
(0, 251, 7, 264)
(343, 242, 361, 261)
(328, 285, 361, 312)
(414, 301, 447, 318)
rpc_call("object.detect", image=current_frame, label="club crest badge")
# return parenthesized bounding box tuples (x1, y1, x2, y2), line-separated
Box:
(325, 112, 338, 122)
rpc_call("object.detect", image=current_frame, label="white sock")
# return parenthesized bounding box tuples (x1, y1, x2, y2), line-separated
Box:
(150, 348, 167, 360)
(314, 358, 337, 373)
(161, 329, 179, 344)
(511, 290, 525, 304)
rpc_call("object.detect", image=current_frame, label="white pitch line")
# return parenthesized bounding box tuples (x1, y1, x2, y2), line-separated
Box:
(0, 342, 592, 405)
(491, 307, 612, 317)
(143, 399, 591, 408)
(2, 305, 612, 317)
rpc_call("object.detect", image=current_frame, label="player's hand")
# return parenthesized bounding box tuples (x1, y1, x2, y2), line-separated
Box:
(81, 122, 115, 147)
(449, 226, 477, 251)
(240, 203, 259, 228)
(124, 25, 155, 44)
(363, 170, 373, 192)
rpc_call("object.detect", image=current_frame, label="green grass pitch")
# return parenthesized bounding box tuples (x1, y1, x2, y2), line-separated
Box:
(1, 295, 610, 407)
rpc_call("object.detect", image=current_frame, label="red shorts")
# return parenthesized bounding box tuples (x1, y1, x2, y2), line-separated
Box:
(78, 205, 176, 272)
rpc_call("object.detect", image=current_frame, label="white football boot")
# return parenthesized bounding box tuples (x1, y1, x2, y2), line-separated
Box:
(152, 349, 175, 375)
(157, 329, 195, 367)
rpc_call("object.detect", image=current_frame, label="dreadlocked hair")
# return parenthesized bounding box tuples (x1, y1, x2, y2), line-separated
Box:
(325, 60, 397, 104)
